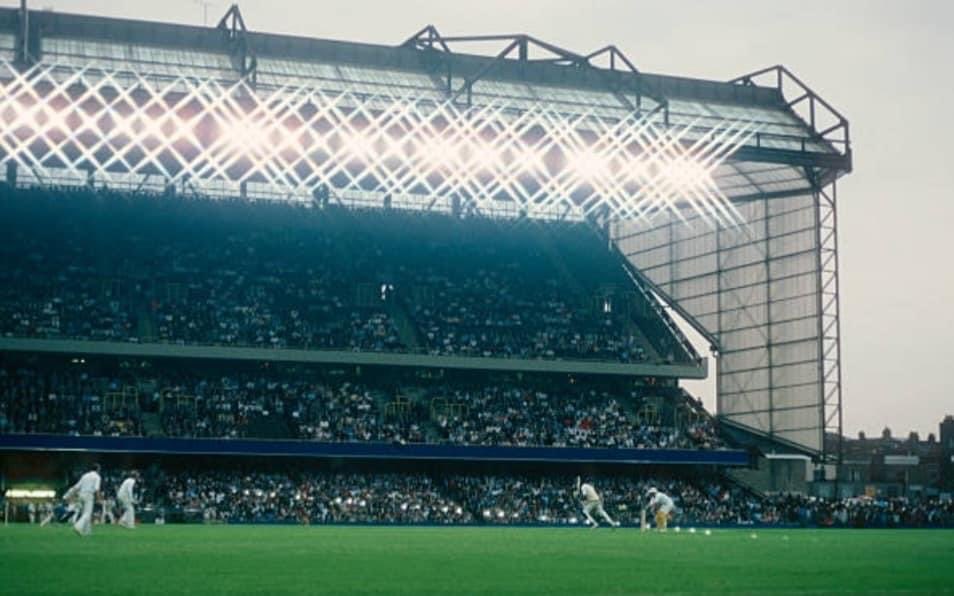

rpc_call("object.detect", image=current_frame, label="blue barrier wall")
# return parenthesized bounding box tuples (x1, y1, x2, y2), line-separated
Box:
(0, 434, 748, 465)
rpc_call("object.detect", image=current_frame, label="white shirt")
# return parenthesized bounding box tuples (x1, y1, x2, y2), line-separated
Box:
(580, 483, 600, 503)
(75, 471, 101, 496)
(117, 478, 136, 502)
(650, 491, 674, 514)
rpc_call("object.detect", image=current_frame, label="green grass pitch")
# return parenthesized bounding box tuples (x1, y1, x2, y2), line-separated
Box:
(1, 525, 953, 594)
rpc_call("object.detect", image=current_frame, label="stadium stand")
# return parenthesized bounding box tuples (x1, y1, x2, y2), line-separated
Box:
(0, 360, 723, 449)
(0, 187, 732, 533)
(0, 187, 694, 364)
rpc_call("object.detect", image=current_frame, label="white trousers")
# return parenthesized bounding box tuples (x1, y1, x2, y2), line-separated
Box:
(101, 504, 116, 525)
(119, 498, 135, 528)
(583, 500, 616, 526)
(73, 493, 95, 536)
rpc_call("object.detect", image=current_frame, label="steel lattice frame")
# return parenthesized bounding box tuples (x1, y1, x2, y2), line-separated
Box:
(610, 64, 849, 459)
(613, 191, 834, 456)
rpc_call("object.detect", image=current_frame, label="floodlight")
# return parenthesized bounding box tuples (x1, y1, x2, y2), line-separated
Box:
(0, 59, 758, 226)
(5, 489, 56, 498)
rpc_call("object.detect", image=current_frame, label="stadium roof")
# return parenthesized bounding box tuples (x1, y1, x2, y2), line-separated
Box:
(0, 5, 851, 222)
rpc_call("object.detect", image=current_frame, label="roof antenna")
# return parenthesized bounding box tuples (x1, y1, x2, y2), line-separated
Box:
(194, 0, 215, 26)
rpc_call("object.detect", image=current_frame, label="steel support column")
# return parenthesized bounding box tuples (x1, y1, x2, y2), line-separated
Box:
(763, 195, 775, 440)
(715, 216, 724, 416)
(812, 179, 844, 473)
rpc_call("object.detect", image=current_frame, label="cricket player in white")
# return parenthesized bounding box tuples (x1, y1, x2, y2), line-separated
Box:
(40, 502, 55, 527)
(70, 463, 102, 536)
(646, 487, 674, 531)
(60, 486, 81, 525)
(577, 477, 619, 528)
(100, 497, 116, 525)
(117, 472, 139, 529)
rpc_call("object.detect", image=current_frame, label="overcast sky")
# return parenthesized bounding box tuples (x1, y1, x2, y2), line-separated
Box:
(9, 0, 953, 438)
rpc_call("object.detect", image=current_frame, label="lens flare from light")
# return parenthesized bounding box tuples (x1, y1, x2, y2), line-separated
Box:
(0, 59, 758, 228)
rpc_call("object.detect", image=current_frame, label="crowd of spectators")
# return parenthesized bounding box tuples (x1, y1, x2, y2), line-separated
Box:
(430, 385, 711, 449)
(156, 471, 471, 525)
(23, 464, 954, 529)
(62, 466, 954, 528)
(0, 366, 143, 436)
(158, 377, 419, 443)
(0, 188, 693, 363)
(0, 190, 403, 351)
(412, 269, 647, 362)
(749, 493, 954, 528)
(0, 364, 724, 450)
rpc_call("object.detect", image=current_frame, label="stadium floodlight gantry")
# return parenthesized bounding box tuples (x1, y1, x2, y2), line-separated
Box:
(0, 4, 851, 458)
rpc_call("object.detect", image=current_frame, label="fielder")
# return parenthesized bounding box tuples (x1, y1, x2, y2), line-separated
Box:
(577, 477, 620, 528)
(39, 502, 55, 527)
(117, 471, 139, 529)
(100, 496, 117, 525)
(40, 501, 75, 527)
(58, 486, 82, 525)
(646, 487, 675, 531)
(69, 463, 102, 536)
